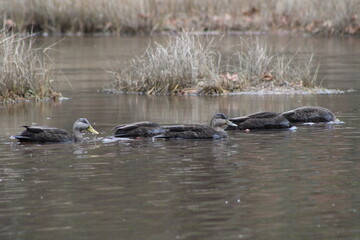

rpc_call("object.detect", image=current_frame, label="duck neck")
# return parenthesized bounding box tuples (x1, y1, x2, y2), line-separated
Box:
(213, 126, 226, 134)
(73, 129, 84, 142)
(213, 126, 227, 138)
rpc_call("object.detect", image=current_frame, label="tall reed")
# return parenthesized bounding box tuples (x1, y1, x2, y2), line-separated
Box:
(0, 31, 60, 102)
(232, 39, 319, 91)
(107, 34, 222, 95)
(106, 33, 320, 95)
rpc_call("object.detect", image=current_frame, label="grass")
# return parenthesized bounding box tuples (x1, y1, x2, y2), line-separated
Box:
(1, 0, 359, 35)
(0, 30, 61, 102)
(105, 33, 321, 95)
(106, 34, 222, 95)
(230, 39, 319, 92)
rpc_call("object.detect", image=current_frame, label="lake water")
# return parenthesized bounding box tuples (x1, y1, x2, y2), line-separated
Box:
(0, 35, 360, 240)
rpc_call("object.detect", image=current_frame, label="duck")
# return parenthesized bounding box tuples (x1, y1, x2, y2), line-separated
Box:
(280, 106, 337, 123)
(14, 118, 99, 143)
(113, 121, 167, 138)
(227, 111, 292, 130)
(155, 113, 237, 139)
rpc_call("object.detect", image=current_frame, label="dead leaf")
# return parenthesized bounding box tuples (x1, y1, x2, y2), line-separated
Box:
(243, 7, 259, 17)
(104, 22, 112, 30)
(138, 13, 149, 19)
(261, 72, 274, 81)
(225, 73, 239, 81)
(5, 19, 16, 29)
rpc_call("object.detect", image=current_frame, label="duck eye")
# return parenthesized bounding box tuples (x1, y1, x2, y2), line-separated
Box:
(79, 118, 89, 124)
(216, 113, 227, 119)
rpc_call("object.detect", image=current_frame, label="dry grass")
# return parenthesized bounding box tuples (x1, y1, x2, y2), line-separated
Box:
(106, 34, 223, 95)
(229, 39, 319, 91)
(0, 30, 60, 102)
(1, 0, 359, 35)
(106, 33, 320, 95)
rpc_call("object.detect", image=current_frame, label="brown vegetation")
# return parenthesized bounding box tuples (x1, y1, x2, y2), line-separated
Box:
(0, 30, 60, 102)
(105, 33, 321, 95)
(1, 0, 359, 35)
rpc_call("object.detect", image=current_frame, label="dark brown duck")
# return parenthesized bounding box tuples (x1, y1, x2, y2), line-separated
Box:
(280, 106, 337, 123)
(14, 118, 99, 143)
(113, 121, 167, 138)
(156, 113, 237, 139)
(228, 111, 292, 130)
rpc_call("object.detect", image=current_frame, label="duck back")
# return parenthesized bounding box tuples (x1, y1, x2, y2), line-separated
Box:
(159, 124, 227, 139)
(234, 116, 291, 130)
(281, 106, 336, 123)
(15, 126, 75, 143)
(113, 121, 167, 137)
(229, 112, 292, 130)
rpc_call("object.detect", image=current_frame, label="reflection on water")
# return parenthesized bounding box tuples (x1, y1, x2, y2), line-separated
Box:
(0, 35, 360, 240)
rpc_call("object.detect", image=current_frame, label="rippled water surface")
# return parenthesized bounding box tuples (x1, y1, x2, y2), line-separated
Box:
(1, 35, 360, 240)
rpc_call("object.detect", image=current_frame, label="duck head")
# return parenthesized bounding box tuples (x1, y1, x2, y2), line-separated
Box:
(210, 113, 237, 131)
(73, 118, 99, 134)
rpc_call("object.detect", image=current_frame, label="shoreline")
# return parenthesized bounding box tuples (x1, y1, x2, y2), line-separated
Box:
(2, 0, 360, 37)
(5, 29, 359, 38)
(103, 88, 352, 97)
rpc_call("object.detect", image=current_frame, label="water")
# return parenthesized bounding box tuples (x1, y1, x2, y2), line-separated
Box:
(1, 35, 360, 240)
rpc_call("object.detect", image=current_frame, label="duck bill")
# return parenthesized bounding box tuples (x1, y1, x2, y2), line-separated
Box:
(227, 120, 238, 127)
(87, 125, 99, 135)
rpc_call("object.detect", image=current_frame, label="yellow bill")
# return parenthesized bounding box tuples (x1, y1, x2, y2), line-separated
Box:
(227, 120, 237, 127)
(87, 125, 99, 135)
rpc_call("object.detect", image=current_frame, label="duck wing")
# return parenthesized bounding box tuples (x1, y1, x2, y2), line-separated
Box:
(281, 106, 335, 122)
(113, 121, 165, 137)
(161, 124, 206, 132)
(228, 111, 291, 129)
(246, 111, 279, 118)
(15, 126, 74, 143)
(236, 116, 291, 130)
(113, 121, 159, 131)
(230, 111, 278, 123)
(229, 116, 249, 124)
(158, 124, 223, 139)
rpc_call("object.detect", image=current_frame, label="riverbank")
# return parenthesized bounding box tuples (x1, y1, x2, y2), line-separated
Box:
(2, 0, 360, 36)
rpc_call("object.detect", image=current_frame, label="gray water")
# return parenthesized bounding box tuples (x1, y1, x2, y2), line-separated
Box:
(0, 35, 360, 240)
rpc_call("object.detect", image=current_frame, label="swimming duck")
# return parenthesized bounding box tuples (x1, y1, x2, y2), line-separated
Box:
(156, 113, 237, 139)
(113, 121, 167, 138)
(14, 118, 99, 143)
(280, 106, 337, 123)
(228, 111, 292, 130)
